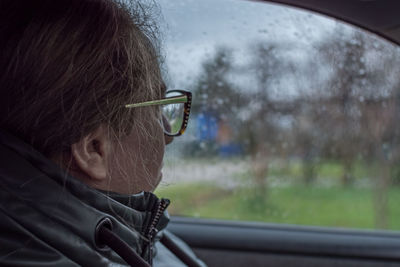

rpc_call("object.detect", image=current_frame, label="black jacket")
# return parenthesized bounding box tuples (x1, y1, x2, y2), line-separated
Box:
(0, 130, 205, 267)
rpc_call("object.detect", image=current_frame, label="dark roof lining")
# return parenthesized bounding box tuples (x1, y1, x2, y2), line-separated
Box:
(386, 24, 400, 32)
(259, 0, 400, 45)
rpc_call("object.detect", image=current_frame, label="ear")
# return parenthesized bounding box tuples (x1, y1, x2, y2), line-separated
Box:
(71, 125, 111, 181)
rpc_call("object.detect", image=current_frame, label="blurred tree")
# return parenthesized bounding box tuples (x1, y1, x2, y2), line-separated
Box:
(315, 26, 400, 227)
(242, 42, 294, 196)
(315, 28, 368, 186)
(189, 47, 242, 157)
(191, 47, 241, 116)
(359, 45, 400, 228)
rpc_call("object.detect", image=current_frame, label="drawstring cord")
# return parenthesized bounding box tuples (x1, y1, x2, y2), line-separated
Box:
(96, 219, 202, 267)
(97, 225, 151, 267)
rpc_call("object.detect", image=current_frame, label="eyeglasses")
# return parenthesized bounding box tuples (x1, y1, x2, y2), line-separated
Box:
(125, 90, 192, 137)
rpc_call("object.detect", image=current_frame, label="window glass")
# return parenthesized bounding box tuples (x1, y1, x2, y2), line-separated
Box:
(155, 0, 400, 230)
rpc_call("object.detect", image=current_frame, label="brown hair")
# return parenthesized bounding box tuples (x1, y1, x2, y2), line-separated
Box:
(0, 0, 162, 156)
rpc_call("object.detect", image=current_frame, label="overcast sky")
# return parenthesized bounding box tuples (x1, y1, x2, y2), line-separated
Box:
(156, 0, 339, 90)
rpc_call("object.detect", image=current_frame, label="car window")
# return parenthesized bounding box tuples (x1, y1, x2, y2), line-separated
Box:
(155, 0, 400, 231)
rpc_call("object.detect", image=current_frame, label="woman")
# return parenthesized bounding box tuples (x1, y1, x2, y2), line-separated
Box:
(0, 0, 204, 266)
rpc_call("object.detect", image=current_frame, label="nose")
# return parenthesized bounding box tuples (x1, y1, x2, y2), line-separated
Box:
(162, 115, 174, 145)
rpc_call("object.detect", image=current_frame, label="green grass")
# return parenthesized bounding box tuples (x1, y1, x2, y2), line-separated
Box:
(156, 182, 400, 230)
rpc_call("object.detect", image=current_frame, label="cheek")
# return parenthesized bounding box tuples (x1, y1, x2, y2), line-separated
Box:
(107, 119, 166, 192)
(115, 131, 164, 173)
(142, 119, 165, 169)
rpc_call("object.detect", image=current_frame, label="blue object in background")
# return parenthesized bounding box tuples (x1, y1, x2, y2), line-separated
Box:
(219, 143, 243, 157)
(197, 112, 218, 141)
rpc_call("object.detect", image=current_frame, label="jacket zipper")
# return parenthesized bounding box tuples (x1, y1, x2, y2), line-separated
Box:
(145, 198, 170, 264)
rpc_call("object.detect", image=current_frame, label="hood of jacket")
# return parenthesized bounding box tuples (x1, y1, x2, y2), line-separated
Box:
(0, 129, 170, 266)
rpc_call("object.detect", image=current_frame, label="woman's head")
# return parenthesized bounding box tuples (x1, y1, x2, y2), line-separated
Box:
(0, 0, 168, 193)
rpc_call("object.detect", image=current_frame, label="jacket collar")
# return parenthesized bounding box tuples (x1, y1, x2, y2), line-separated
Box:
(0, 129, 169, 260)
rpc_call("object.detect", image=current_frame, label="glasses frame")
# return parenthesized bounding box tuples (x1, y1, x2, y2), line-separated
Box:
(125, 89, 192, 137)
